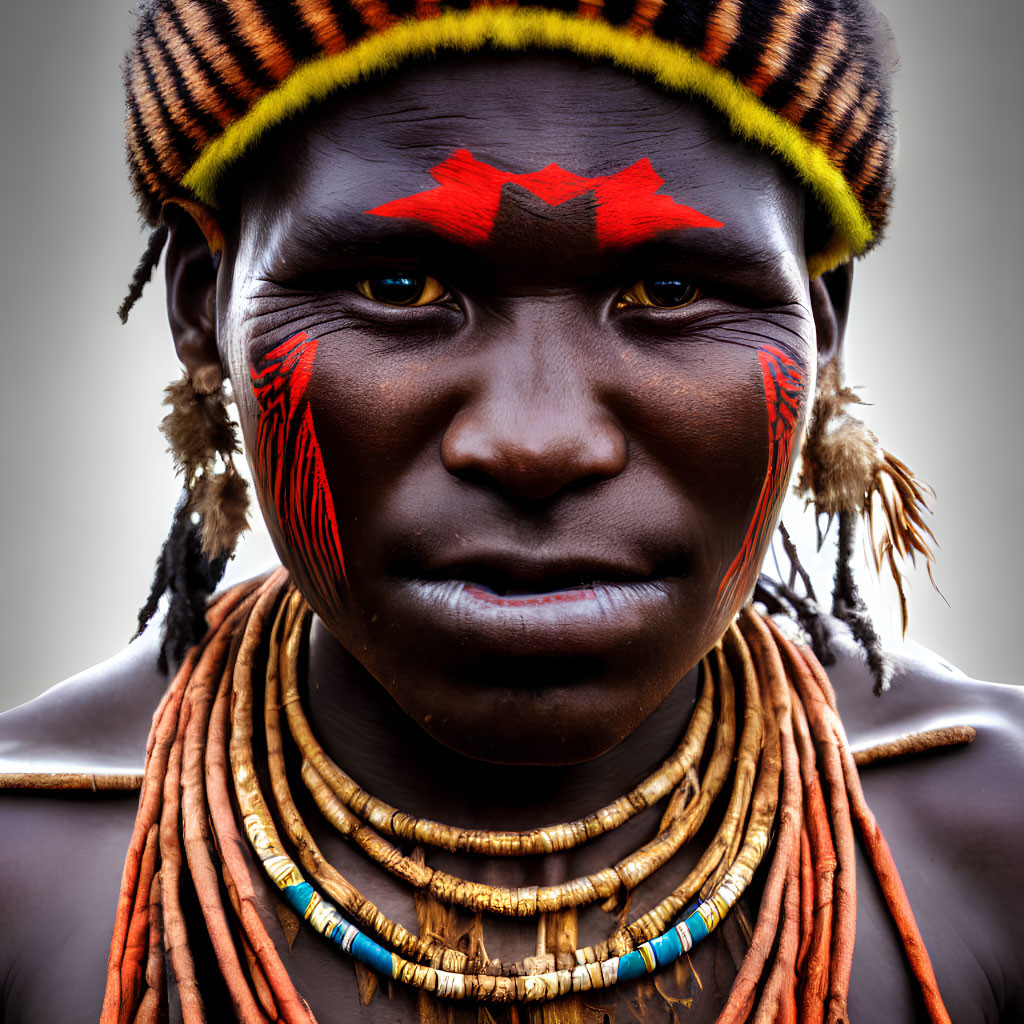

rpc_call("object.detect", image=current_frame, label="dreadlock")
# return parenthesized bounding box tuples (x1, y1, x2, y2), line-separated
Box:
(135, 491, 231, 672)
(757, 509, 894, 695)
(755, 574, 837, 669)
(117, 224, 168, 324)
(833, 509, 893, 694)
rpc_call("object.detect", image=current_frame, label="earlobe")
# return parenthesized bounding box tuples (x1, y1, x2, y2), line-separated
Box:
(163, 201, 224, 382)
(809, 260, 853, 370)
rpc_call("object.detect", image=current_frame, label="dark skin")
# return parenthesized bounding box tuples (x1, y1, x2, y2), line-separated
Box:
(2, 55, 1023, 1023)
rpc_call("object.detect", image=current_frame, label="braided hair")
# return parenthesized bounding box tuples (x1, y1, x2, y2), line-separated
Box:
(756, 514, 893, 695)
(136, 492, 232, 671)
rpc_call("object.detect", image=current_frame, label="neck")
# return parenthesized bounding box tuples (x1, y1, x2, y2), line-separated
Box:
(303, 615, 703, 831)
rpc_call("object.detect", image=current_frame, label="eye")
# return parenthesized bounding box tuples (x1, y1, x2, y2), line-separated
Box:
(355, 272, 449, 307)
(617, 278, 703, 310)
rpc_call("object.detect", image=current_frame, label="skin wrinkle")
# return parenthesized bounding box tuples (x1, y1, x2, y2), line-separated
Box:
(209, 56, 819, 772)
(241, 187, 803, 301)
(333, 62, 671, 145)
(7, 44, 1024, 1019)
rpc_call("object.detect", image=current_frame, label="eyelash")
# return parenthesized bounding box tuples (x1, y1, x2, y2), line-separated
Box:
(354, 273, 451, 307)
(616, 279, 703, 310)
(352, 272, 705, 312)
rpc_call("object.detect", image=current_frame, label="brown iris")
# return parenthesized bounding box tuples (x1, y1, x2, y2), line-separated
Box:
(617, 278, 702, 309)
(356, 272, 448, 306)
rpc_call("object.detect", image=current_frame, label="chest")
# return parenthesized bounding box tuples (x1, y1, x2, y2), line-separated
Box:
(0, 787, 1004, 1024)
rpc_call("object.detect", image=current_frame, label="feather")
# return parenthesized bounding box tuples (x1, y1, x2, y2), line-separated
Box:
(799, 363, 939, 635)
(160, 376, 239, 486)
(864, 451, 941, 635)
(796, 363, 876, 519)
(159, 373, 250, 560)
(193, 467, 250, 558)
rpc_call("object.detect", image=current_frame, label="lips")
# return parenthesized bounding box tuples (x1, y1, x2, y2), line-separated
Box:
(463, 582, 598, 607)
(370, 539, 693, 674)
(396, 550, 674, 594)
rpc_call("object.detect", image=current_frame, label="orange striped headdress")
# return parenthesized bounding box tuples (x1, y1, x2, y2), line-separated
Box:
(125, 0, 896, 277)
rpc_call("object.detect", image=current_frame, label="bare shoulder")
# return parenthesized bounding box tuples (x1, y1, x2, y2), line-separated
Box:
(825, 628, 1023, 748)
(826, 630, 1024, 1019)
(0, 627, 170, 1022)
(825, 628, 1024, 810)
(0, 622, 169, 775)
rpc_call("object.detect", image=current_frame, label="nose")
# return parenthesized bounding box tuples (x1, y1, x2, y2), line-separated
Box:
(440, 333, 628, 502)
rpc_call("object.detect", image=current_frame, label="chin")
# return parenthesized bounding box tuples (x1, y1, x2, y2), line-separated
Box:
(301, 559, 742, 764)
(385, 656, 679, 765)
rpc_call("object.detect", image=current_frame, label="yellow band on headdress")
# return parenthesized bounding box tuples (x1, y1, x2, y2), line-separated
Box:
(127, 0, 897, 277)
(180, 8, 869, 276)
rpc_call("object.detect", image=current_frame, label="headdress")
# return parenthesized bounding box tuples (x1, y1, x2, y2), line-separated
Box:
(124, 0, 897, 277)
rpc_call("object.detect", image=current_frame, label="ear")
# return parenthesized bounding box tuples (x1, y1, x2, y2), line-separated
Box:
(163, 201, 224, 390)
(809, 260, 854, 370)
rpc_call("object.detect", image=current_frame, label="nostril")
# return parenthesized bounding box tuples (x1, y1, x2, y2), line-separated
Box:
(440, 404, 628, 502)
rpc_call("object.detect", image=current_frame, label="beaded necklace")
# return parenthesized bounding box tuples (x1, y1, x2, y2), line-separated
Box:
(99, 570, 953, 1024)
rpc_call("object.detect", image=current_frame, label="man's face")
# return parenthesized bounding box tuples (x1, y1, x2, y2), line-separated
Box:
(217, 55, 817, 764)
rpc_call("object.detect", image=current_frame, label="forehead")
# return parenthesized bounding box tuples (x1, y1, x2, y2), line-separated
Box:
(237, 54, 806, 270)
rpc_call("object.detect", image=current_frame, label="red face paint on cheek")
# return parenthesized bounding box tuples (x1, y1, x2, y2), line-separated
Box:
(366, 149, 722, 247)
(714, 344, 805, 617)
(249, 332, 347, 613)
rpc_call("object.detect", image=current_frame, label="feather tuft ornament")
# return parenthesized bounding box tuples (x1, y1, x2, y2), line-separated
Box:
(798, 363, 938, 634)
(160, 371, 249, 558)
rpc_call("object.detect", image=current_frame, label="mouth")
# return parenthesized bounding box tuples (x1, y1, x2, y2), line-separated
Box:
(382, 552, 685, 662)
(404, 554, 675, 596)
(461, 581, 598, 607)
(446, 562, 637, 603)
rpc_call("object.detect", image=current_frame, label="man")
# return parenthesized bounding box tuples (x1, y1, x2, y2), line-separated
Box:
(1, 1, 1022, 1021)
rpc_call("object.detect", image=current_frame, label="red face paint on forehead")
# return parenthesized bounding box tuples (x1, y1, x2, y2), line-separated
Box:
(366, 149, 723, 248)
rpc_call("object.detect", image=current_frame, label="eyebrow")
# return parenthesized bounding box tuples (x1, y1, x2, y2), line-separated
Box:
(264, 193, 800, 296)
(280, 202, 785, 258)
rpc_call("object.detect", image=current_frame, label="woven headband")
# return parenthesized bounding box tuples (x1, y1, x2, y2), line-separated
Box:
(126, 0, 895, 276)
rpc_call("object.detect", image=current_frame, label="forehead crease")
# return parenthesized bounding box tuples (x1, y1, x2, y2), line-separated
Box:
(296, 61, 721, 171)
(246, 59, 805, 264)
(368, 126, 719, 187)
(295, 125, 779, 210)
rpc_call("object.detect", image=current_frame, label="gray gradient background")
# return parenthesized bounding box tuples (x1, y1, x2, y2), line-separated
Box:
(0, 0, 1020, 713)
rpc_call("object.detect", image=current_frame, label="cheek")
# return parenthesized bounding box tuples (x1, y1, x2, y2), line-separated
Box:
(626, 334, 809, 626)
(713, 343, 807, 616)
(247, 331, 347, 617)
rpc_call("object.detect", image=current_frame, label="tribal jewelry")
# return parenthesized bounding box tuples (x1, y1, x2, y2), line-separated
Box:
(254, 591, 753, 964)
(101, 571, 953, 1023)
(280, 590, 719, 858)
